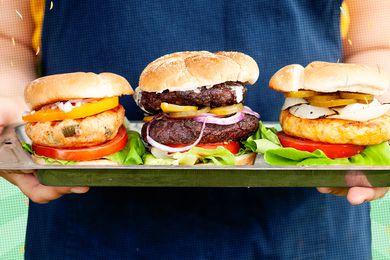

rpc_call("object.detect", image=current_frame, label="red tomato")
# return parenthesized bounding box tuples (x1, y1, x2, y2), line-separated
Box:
(276, 132, 365, 159)
(170, 141, 241, 154)
(33, 126, 128, 161)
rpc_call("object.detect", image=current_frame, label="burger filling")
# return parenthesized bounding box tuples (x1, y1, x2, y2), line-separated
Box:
(138, 82, 259, 156)
(23, 97, 128, 161)
(278, 90, 390, 158)
(281, 90, 390, 121)
(142, 113, 258, 145)
(135, 82, 246, 114)
(25, 106, 125, 148)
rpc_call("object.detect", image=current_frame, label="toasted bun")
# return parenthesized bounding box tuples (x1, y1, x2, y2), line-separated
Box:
(234, 152, 257, 165)
(269, 61, 389, 95)
(31, 154, 119, 165)
(25, 72, 134, 110)
(139, 51, 259, 92)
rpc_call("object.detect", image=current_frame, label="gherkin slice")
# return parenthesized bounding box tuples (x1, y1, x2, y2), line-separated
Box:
(309, 99, 357, 108)
(161, 102, 198, 112)
(284, 90, 318, 98)
(169, 107, 211, 118)
(209, 104, 243, 116)
(306, 93, 340, 102)
(339, 92, 373, 104)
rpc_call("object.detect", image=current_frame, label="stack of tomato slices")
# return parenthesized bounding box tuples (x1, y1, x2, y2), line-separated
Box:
(276, 132, 365, 159)
(23, 97, 128, 161)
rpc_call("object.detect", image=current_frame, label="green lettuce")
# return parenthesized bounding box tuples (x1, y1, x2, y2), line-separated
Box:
(104, 131, 145, 165)
(144, 146, 236, 166)
(21, 130, 145, 165)
(243, 121, 390, 166)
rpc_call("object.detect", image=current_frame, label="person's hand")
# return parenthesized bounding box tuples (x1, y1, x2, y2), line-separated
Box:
(0, 96, 28, 134)
(0, 171, 89, 204)
(317, 187, 389, 205)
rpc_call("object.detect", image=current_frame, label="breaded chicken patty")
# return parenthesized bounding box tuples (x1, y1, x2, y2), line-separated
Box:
(26, 105, 124, 148)
(280, 110, 390, 146)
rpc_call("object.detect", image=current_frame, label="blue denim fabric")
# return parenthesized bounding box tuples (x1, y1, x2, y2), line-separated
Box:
(26, 1, 371, 259)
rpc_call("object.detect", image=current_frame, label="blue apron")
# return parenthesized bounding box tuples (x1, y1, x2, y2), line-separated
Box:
(26, 1, 371, 259)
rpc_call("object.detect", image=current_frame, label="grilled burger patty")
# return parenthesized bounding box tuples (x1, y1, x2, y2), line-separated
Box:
(280, 109, 390, 146)
(142, 114, 258, 145)
(138, 82, 246, 113)
(25, 106, 125, 148)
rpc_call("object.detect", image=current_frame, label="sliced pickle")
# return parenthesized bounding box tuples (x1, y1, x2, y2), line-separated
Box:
(160, 102, 198, 113)
(284, 90, 318, 98)
(62, 125, 80, 137)
(309, 98, 357, 108)
(306, 93, 340, 102)
(339, 92, 373, 104)
(209, 104, 243, 116)
(143, 115, 155, 122)
(169, 107, 211, 118)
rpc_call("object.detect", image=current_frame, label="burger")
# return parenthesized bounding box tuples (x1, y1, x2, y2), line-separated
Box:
(269, 61, 390, 159)
(134, 51, 260, 165)
(22, 72, 134, 164)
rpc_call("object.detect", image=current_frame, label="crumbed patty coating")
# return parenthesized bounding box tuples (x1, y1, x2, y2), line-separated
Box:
(280, 110, 390, 145)
(26, 106, 124, 148)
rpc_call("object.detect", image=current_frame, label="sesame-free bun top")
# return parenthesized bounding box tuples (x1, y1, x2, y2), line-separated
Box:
(269, 61, 389, 95)
(25, 72, 134, 110)
(138, 51, 259, 92)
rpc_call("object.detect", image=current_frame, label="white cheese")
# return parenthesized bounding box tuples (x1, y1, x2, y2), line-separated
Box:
(289, 104, 336, 119)
(328, 103, 390, 121)
(228, 85, 244, 103)
(282, 98, 308, 110)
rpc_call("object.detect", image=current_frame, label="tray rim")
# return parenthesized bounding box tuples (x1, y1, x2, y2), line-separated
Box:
(0, 123, 388, 172)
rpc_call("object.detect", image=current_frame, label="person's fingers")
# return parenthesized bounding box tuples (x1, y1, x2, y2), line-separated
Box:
(317, 187, 349, 197)
(347, 187, 389, 205)
(318, 187, 389, 205)
(1, 171, 89, 204)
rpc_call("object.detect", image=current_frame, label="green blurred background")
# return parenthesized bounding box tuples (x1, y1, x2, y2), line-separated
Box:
(1, 178, 390, 259)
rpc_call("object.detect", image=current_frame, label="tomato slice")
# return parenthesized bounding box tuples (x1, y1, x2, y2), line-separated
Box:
(276, 132, 365, 159)
(23, 97, 119, 122)
(32, 126, 128, 161)
(170, 141, 241, 154)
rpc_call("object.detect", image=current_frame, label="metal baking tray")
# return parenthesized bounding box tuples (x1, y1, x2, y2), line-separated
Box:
(0, 123, 389, 187)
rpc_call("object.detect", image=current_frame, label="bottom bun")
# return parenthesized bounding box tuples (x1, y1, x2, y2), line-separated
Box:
(31, 154, 119, 166)
(234, 152, 257, 165)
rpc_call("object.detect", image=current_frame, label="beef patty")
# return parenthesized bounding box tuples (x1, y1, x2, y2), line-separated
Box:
(142, 113, 258, 145)
(137, 82, 247, 114)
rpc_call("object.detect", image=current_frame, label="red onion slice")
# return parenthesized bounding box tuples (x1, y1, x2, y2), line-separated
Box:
(193, 112, 245, 125)
(242, 106, 260, 118)
(146, 117, 208, 153)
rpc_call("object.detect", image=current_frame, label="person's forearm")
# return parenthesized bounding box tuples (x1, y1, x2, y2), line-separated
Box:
(0, 36, 35, 125)
(0, 0, 36, 125)
(344, 49, 390, 103)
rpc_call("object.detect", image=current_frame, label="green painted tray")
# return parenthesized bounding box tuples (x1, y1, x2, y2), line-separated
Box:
(0, 124, 389, 187)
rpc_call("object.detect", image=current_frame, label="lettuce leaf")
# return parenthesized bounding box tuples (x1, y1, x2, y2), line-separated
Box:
(104, 131, 145, 165)
(21, 130, 146, 165)
(144, 146, 236, 166)
(243, 121, 390, 166)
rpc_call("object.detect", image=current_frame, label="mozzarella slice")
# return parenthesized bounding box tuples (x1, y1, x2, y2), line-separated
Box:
(332, 99, 381, 114)
(282, 98, 308, 110)
(289, 104, 336, 119)
(328, 104, 390, 121)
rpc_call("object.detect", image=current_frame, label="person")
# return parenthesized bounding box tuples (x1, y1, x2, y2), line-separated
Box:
(0, 0, 389, 258)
